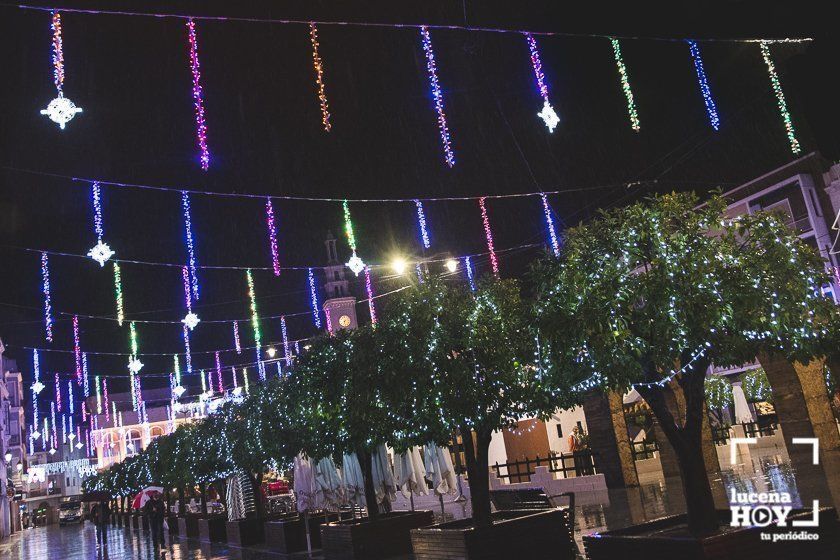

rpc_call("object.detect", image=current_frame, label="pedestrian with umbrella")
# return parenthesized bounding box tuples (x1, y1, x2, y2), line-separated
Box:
(142, 490, 166, 551)
(92, 498, 110, 546)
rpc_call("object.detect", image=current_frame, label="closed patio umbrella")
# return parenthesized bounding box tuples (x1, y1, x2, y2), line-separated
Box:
(371, 444, 397, 505)
(340, 453, 365, 508)
(394, 447, 428, 499)
(293, 455, 317, 513)
(314, 456, 343, 510)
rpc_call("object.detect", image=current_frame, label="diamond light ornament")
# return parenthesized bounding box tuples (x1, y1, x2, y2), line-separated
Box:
(31, 430, 41, 440)
(49, 448, 56, 455)
(67, 432, 76, 441)
(346, 253, 365, 276)
(41, 95, 83, 129)
(31, 381, 46, 395)
(128, 357, 144, 374)
(87, 240, 115, 266)
(232, 387, 243, 396)
(173, 385, 186, 398)
(75, 441, 84, 449)
(182, 312, 200, 331)
(537, 101, 559, 133)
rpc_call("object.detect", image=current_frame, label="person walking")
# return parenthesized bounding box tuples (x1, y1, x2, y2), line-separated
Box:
(143, 491, 166, 551)
(93, 500, 110, 546)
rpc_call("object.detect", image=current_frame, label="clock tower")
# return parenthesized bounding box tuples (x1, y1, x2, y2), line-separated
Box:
(322, 232, 358, 331)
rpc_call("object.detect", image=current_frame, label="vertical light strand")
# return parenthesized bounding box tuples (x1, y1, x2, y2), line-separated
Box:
(686, 40, 720, 131)
(307, 268, 322, 329)
(41, 252, 53, 342)
(464, 256, 476, 292)
(103, 378, 109, 422)
(243, 367, 250, 394)
(129, 321, 139, 411)
(342, 200, 365, 275)
(186, 18, 210, 170)
(524, 33, 559, 132)
(181, 191, 200, 300)
(246, 269, 264, 381)
(95, 375, 102, 414)
(82, 352, 89, 397)
(325, 309, 334, 335)
(87, 181, 114, 266)
(50, 401, 57, 450)
(214, 351, 223, 393)
(62, 413, 67, 444)
(309, 23, 331, 132)
(55, 372, 61, 412)
(420, 26, 455, 167)
(759, 41, 801, 155)
(281, 316, 291, 364)
(414, 200, 431, 249)
(182, 324, 193, 376)
(181, 265, 199, 330)
(50, 11, 64, 96)
(129, 320, 139, 357)
(231, 367, 238, 389)
(266, 198, 281, 276)
(113, 262, 124, 326)
(478, 197, 499, 277)
(173, 355, 181, 388)
(610, 38, 640, 132)
(200, 369, 207, 393)
(232, 321, 242, 354)
(540, 193, 561, 257)
(73, 315, 82, 385)
(364, 266, 377, 327)
(32, 350, 41, 432)
(67, 381, 74, 414)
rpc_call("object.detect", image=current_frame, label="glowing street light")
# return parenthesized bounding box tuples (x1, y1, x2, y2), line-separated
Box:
(266, 347, 277, 358)
(391, 258, 408, 275)
(445, 259, 458, 273)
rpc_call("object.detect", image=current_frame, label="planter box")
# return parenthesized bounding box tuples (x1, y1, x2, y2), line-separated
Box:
(322, 510, 435, 560)
(411, 509, 575, 560)
(198, 516, 227, 543)
(227, 517, 265, 546)
(178, 515, 200, 538)
(166, 514, 179, 535)
(265, 512, 351, 553)
(583, 508, 840, 560)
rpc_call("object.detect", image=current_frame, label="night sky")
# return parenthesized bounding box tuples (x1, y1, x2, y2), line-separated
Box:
(0, 1, 836, 413)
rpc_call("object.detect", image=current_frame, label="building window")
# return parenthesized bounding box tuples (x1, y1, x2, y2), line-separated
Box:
(150, 426, 164, 440)
(556, 424, 563, 438)
(125, 429, 143, 456)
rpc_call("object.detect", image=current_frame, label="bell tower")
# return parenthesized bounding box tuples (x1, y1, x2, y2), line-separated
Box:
(322, 232, 358, 331)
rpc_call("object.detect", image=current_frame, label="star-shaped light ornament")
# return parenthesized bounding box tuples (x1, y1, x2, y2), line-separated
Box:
(182, 312, 200, 331)
(128, 357, 144, 374)
(40, 94, 83, 130)
(537, 101, 559, 133)
(173, 385, 186, 398)
(49, 448, 56, 455)
(31, 381, 46, 395)
(87, 241, 115, 267)
(346, 253, 366, 276)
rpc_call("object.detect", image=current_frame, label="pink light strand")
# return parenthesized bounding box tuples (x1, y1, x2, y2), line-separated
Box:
(525, 33, 549, 103)
(420, 26, 455, 167)
(215, 351, 223, 393)
(55, 372, 61, 412)
(479, 197, 499, 277)
(73, 315, 82, 385)
(365, 266, 377, 326)
(187, 18, 210, 170)
(266, 198, 281, 275)
(50, 11, 64, 94)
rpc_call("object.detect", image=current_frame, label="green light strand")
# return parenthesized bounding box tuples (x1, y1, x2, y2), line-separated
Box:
(246, 269, 262, 349)
(610, 38, 640, 132)
(113, 262, 124, 326)
(95, 375, 102, 414)
(129, 321, 138, 356)
(243, 367, 250, 394)
(200, 368, 207, 393)
(759, 42, 801, 155)
(343, 200, 357, 253)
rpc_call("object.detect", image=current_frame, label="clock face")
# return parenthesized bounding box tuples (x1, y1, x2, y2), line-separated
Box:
(338, 315, 352, 328)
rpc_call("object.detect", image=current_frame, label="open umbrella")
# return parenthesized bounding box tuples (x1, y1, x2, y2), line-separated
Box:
(132, 487, 164, 510)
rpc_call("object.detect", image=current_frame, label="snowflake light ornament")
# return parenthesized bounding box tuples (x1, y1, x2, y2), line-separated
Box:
(182, 312, 200, 331)
(41, 95, 83, 130)
(31, 380, 45, 395)
(537, 101, 559, 133)
(87, 240, 115, 266)
(128, 357, 144, 374)
(346, 253, 366, 276)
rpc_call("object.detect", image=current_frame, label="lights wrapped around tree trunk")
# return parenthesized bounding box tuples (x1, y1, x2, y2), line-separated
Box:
(759, 41, 801, 155)
(420, 26, 455, 167)
(610, 38, 640, 132)
(525, 33, 559, 132)
(686, 40, 720, 131)
(41, 252, 53, 342)
(40, 11, 83, 129)
(308, 268, 322, 329)
(309, 23, 332, 132)
(186, 19, 210, 170)
(479, 197, 499, 277)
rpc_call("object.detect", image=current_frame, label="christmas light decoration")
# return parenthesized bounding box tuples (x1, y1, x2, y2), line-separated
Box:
(420, 26, 455, 167)
(479, 197, 499, 277)
(219, 324, 237, 360)
(95, 375, 102, 414)
(86, 182, 115, 266)
(365, 266, 377, 326)
(103, 378, 109, 422)
(308, 268, 322, 329)
(113, 262, 125, 326)
(68, 381, 74, 414)
(246, 269, 264, 378)
(31, 349, 45, 396)
(610, 38, 640, 132)
(243, 367, 250, 393)
(72, 315, 82, 385)
(55, 372, 61, 412)
(80, 400, 86, 423)
(180, 325, 193, 378)
(181, 265, 200, 330)
(343, 200, 365, 275)
(62, 413, 67, 444)
(68, 416, 75, 441)
(82, 352, 89, 397)
(173, 355, 181, 387)
(266, 198, 281, 276)
(445, 258, 458, 273)
(280, 316, 291, 364)
(760, 41, 801, 154)
(415, 200, 431, 249)
(181, 191, 200, 300)
(215, 351, 223, 393)
(524, 33, 559, 132)
(464, 256, 476, 291)
(686, 40, 720, 131)
(41, 252, 53, 342)
(187, 18, 210, 170)
(309, 23, 332, 132)
(200, 369, 207, 393)
(40, 12, 83, 129)
(540, 193, 561, 257)
(50, 402, 57, 448)
(325, 309, 334, 335)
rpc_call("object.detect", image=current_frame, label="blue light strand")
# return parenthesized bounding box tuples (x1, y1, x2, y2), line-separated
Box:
(181, 191, 200, 301)
(308, 268, 322, 329)
(686, 40, 720, 131)
(281, 315, 291, 364)
(540, 193, 561, 257)
(92, 182, 104, 241)
(414, 200, 431, 249)
(464, 256, 476, 292)
(41, 252, 53, 342)
(420, 26, 455, 167)
(82, 352, 89, 397)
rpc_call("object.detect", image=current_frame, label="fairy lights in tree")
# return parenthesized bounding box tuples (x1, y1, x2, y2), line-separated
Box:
(266, 198, 281, 276)
(309, 23, 332, 132)
(524, 33, 559, 132)
(610, 38, 640, 132)
(760, 41, 801, 154)
(86, 182, 115, 266)
(308, 268, 322, 329)
(415, 200, 431, 249)
(82, 352, 89, 397)
(246, 269, 264, 380)
(232, 321, 242, 354)
(40, 12, 83, 129)
(420, 26, 455, 167)
(464, 256, 476, 291)
(686, 40, 720, 131)
(113, 262, 125, 326)
(187, 18, 210, 170)
(72, 315, 82, 385)
(281, 316, 291, 364)
(479, 197, 499, 277)
(540, 193, 561, 257)
(343, 200, 365, 275)
(181, 265, 200, 330)
(182, 191, 200, 300)
(41, 252, 53, 342)
(215, 351, 224, 393)
(365, 266, 377, 327)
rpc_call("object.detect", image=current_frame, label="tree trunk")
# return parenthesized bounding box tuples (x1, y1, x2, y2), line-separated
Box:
(636, 356, 719, 536)
(178, 487, 186, 515)
(199, 483, 208, 515)
(248, 473, 265, 519)
(461, 426, 492, 529)
(358, 448, 380, 520)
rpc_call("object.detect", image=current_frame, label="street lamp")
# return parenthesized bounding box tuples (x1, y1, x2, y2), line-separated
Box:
(3, 452, 11, 463)
(391, 258, 408, 275)
(266, 347, 277, 358)
(445, 259, 458, 273)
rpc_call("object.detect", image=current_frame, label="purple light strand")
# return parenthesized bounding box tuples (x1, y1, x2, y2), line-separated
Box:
(233, 321, 242, 354)
(281, 316, 291, 364)
(420, 26, 455, 167)
(479, 197, 499, 277)
(181, 191, 200, 300)
(67, 381, 74, 414)
(92, 181, 104, 242)
(41, 252, 53, 342)
(186, 18, 210, 170)
(50, 11, 64, 94)
(82, 352, 89, 397)
(414, 200, 431, 248)
(215, 351, 223, 393)
(540, 193, 560, 257)
(73, 315, 82, 384)
(365, 266, 377, 326)
(55, 372, 61, 412)
(525, 33, 549, 103)
(308, 268, 322, 329)
(266, 197, 281, 276)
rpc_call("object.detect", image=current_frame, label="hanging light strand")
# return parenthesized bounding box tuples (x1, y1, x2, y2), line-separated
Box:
(464, 256, 476, 291)
(186, 18, 210, 170)
(113, 262, 124, 326)
(420, 26, 455, 167)
(525, 33, 559, 132)
(479, 197, 499, 277)
(246, 269, 264, 380)
(540, 193, 561, 257)
(686, 40, 720, 131)
(342, 200, 365, 275)
(50, 11, 64, 94)
(232, 321, 242, 354)
(281, 316, 291, 363)
(215, 351, 223, 393)
(610, 38, 640, 132)
(181, 191, 200, 300)
(309, 23, 331, 132)
(759, 41, 801, 154)
(82, 352, 89, 397)
(415, 200, 431, 249)
(72, 315, 82, 384)
(308, 268, 322, 329)
(41, 252, 53, 342)
(365, 266, 377, 326)
(265, 197, 281, 276)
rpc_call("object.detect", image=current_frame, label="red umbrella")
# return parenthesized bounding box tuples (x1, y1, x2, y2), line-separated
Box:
(132, 487, 164, 510)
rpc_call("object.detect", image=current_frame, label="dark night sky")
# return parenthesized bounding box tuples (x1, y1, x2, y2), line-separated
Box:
(0, 1, 836, 411)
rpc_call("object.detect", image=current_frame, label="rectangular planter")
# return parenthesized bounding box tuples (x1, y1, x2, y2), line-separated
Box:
(322, 510, 435, 560)
(198, 516, 228, 543)
(411, 509, 576, 560)
(583, 508, 840, 560)
(178, 515, 200, 538)
(227, 517, 265, 547)
(166, 514, 180, 535)
(265, 512, 351, 553)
